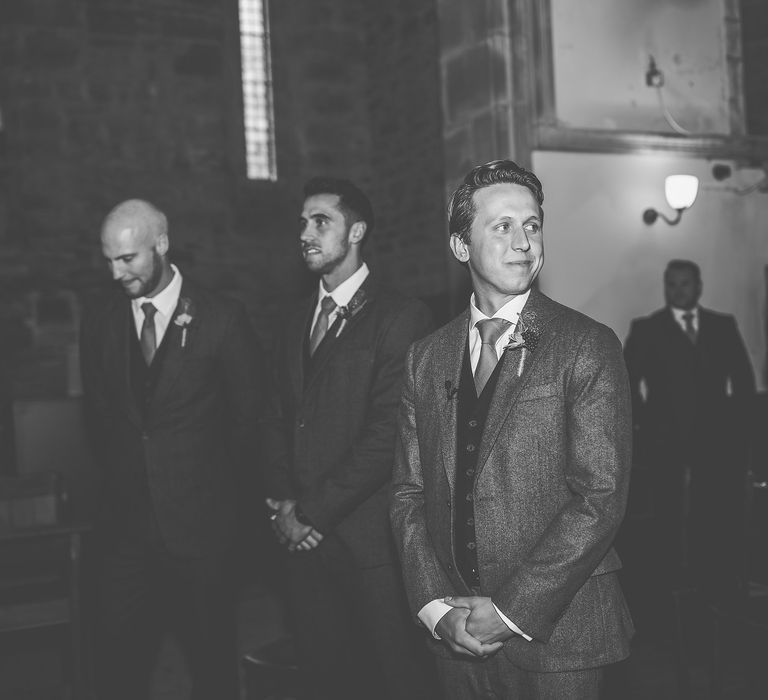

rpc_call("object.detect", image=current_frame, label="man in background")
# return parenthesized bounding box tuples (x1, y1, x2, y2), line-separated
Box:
(624, 259, 755, 597)
(81, 199, 264, 699)
(261, 177, 436, 700)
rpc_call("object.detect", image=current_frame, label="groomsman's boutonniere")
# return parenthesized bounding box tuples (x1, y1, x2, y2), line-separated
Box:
(503, 318, 540, 377)
(335, 288, 368, 337)
(174, 297, 195, 348)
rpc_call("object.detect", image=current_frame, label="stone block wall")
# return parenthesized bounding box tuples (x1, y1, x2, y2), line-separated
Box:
(741, 0, 768, 136)
(0, 0, 448, 397)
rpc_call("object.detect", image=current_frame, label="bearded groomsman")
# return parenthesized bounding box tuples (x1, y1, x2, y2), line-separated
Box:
(261, 177, 437, 700)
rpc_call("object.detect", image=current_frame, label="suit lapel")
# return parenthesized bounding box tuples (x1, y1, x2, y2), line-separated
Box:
(286, 297, 314, 405)
(661, 307, 698, 354)
(107, 296, 142, 428)
(150, 281, 195, 409)
(474, 289, 562, 479)
(696, 307, 711, 345)
(302, 277, 375, 395)
(437, 311, 469, 491)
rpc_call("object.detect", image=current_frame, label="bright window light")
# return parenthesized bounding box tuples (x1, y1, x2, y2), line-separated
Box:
(238, 0, 276, 180)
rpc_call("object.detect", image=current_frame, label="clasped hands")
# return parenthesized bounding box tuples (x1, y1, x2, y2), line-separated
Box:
(435, 596, 515, 658)
(265, 497, 324, 552)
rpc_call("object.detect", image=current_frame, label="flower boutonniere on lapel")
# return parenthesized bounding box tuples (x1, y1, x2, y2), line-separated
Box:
(173, 297, 195, 348)
(503, 317, 540, 377)
(335, 288, 368, 337)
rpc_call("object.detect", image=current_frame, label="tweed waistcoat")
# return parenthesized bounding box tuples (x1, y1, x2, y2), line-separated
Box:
(454, 343, 508, 588)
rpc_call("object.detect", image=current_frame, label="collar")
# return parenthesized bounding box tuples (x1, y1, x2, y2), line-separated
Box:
(469, 290, 530, 331)
(670, 305, 698, 324)
(317, 262, 370, 308)
(132, 263, 182, 317)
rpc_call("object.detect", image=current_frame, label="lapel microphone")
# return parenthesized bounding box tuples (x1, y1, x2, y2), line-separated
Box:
(445, 380, 458, 401)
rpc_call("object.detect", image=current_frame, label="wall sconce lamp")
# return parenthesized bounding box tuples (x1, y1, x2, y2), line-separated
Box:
(642, 174, 699, 225)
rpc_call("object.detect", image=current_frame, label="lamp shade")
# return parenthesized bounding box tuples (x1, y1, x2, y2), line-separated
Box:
(665, 174, 699, 210)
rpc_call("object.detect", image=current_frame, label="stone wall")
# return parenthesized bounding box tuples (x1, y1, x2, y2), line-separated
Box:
(0, 0, 448, 398)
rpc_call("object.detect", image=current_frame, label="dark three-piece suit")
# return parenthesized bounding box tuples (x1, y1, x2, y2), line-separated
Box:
(624, 306, 755, 590)
(261, 273, 436, 700)
(80, 276, 264, 700)
(391, 288, 634, 695)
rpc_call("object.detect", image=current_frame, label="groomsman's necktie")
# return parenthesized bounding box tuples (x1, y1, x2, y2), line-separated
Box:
(474, 318, 512, 394)
(140, 302, 158, 365)
(682, 311, 697, 344)
(309, 296, 337, 356)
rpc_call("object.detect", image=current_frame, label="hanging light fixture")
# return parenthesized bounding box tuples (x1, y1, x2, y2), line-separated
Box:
(643, 174, 699, 225)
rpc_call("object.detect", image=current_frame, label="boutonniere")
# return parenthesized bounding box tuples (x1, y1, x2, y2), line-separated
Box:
(335, 288, 368, 337)
(174, 297, 195, 348)
(503, 318, 540, 377)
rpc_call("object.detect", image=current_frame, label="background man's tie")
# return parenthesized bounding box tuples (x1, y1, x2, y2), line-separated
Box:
(682, 311, 697, 344)
(309, 296, 337, 356)
(474, 318, 512, 394)
(140, 302, 158, 365)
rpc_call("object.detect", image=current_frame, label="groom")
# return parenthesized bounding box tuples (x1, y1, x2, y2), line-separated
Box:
(391, 160, 634, 698)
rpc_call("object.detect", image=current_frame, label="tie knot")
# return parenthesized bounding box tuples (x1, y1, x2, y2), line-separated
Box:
(141, 302, 157, 320)
(682, 312, 693, 322)
(476, 318, 511, 345)
(320, 296, 337, 315)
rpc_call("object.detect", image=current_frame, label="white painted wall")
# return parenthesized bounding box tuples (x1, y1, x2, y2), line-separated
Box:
(533, 149, 768, 388)
(551, 0, 731, 134)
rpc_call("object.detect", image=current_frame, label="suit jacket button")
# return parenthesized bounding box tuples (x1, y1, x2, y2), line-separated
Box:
(141, 433, 149, 441)
(296, 420, 305, 428)
(446, 499, 451, 508)
(447, 563, 453, 571)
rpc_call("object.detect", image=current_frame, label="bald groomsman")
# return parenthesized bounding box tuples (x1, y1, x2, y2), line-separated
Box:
(80, 199, 265, 700)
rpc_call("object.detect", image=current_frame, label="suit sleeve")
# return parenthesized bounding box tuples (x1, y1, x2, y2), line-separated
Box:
(79, 299, 109, 465)
(622, 319, 647, 431)
(390, 343, 457, 617)
(258, 321, 298, 502)
(218, 302, 272, 481)
(298, 300, 434, 533)
(494, 325, 633, 642)
(724, 316, 755, 400)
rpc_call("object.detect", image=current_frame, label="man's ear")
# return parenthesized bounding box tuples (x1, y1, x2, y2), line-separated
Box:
(156, 233, 169, 256)
(449, 234, 469, 263)
(349, 221, 366, 245)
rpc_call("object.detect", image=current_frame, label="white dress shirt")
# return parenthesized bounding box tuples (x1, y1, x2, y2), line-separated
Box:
(309, 262, 370, 337)
(131, 264, 183, 345)
(417, 290, 533, 642)
(671, 305, 699, 335)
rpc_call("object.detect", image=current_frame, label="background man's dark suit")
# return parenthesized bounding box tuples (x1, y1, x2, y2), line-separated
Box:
(262, 273, 435, 700)
(624, 305, 755, 592)
(81, 277, 264, 699)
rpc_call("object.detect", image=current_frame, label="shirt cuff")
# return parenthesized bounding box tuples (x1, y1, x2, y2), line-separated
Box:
(417, 599, 532, 642)
(417, 600, 453, 639)
(493, 603, 533, 642)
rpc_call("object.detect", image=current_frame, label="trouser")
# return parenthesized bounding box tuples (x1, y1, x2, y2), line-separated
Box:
(283, 533, 439, 700)
(94, 534, 239, 700)
(434, 652, 605, 700)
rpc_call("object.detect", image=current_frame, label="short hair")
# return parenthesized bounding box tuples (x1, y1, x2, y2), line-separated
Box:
(665, 259, 701, 284)
(303, 176, 375, 237)
(448, 160, 544, 243)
